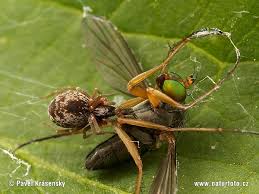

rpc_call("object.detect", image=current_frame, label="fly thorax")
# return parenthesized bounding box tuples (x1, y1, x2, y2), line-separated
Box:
(131, 101, 174, 126)
(163, 104, 185, 127)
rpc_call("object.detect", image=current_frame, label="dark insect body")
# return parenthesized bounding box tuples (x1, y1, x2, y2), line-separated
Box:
(85, 127, 155, 170)
(13, 12, 258, 194)
(85, 100, 184, 170)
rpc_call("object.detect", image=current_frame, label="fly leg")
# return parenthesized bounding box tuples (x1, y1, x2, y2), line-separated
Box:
(115, 124, 143, 194)
(146, 87, 187, 110)
(133, 86, 186, 109)
(127, 37, 190, 98)
(118, 117, 223, 133)
(144, 62, 238, 110)
(124, 38, 202, 109)
(117, 97, 145, 110)
(117, 117, 259, 135)
(13, 121, 115, 153)
(12, 128, 85, 153)
(127, 29, 240, 111)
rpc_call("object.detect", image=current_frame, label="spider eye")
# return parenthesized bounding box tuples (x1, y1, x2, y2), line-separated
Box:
(162, 80, 186, 102)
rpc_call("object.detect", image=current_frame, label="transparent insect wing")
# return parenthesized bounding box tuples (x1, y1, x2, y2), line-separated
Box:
(82, 14, 148, 95)
(150, 141, 177, 194)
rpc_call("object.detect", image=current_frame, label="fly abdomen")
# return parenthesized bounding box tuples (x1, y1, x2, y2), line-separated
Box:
(85, 128, 155, 170)
(85, 135, 131, 170)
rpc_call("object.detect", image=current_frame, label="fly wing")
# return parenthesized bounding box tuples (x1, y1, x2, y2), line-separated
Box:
(82, 14, 148, 95)
(150, 140, 177, 194)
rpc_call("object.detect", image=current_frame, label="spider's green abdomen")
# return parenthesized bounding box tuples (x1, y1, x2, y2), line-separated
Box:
(162, 80, 186, 102)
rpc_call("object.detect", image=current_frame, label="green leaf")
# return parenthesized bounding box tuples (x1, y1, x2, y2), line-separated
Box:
(0, 0, 258, 194)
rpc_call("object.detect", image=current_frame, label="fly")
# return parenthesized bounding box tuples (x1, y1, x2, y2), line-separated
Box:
(13, 13, 259, 194)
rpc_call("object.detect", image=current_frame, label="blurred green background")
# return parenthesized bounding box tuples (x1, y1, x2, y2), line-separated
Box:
(0, 0, 258, 193)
